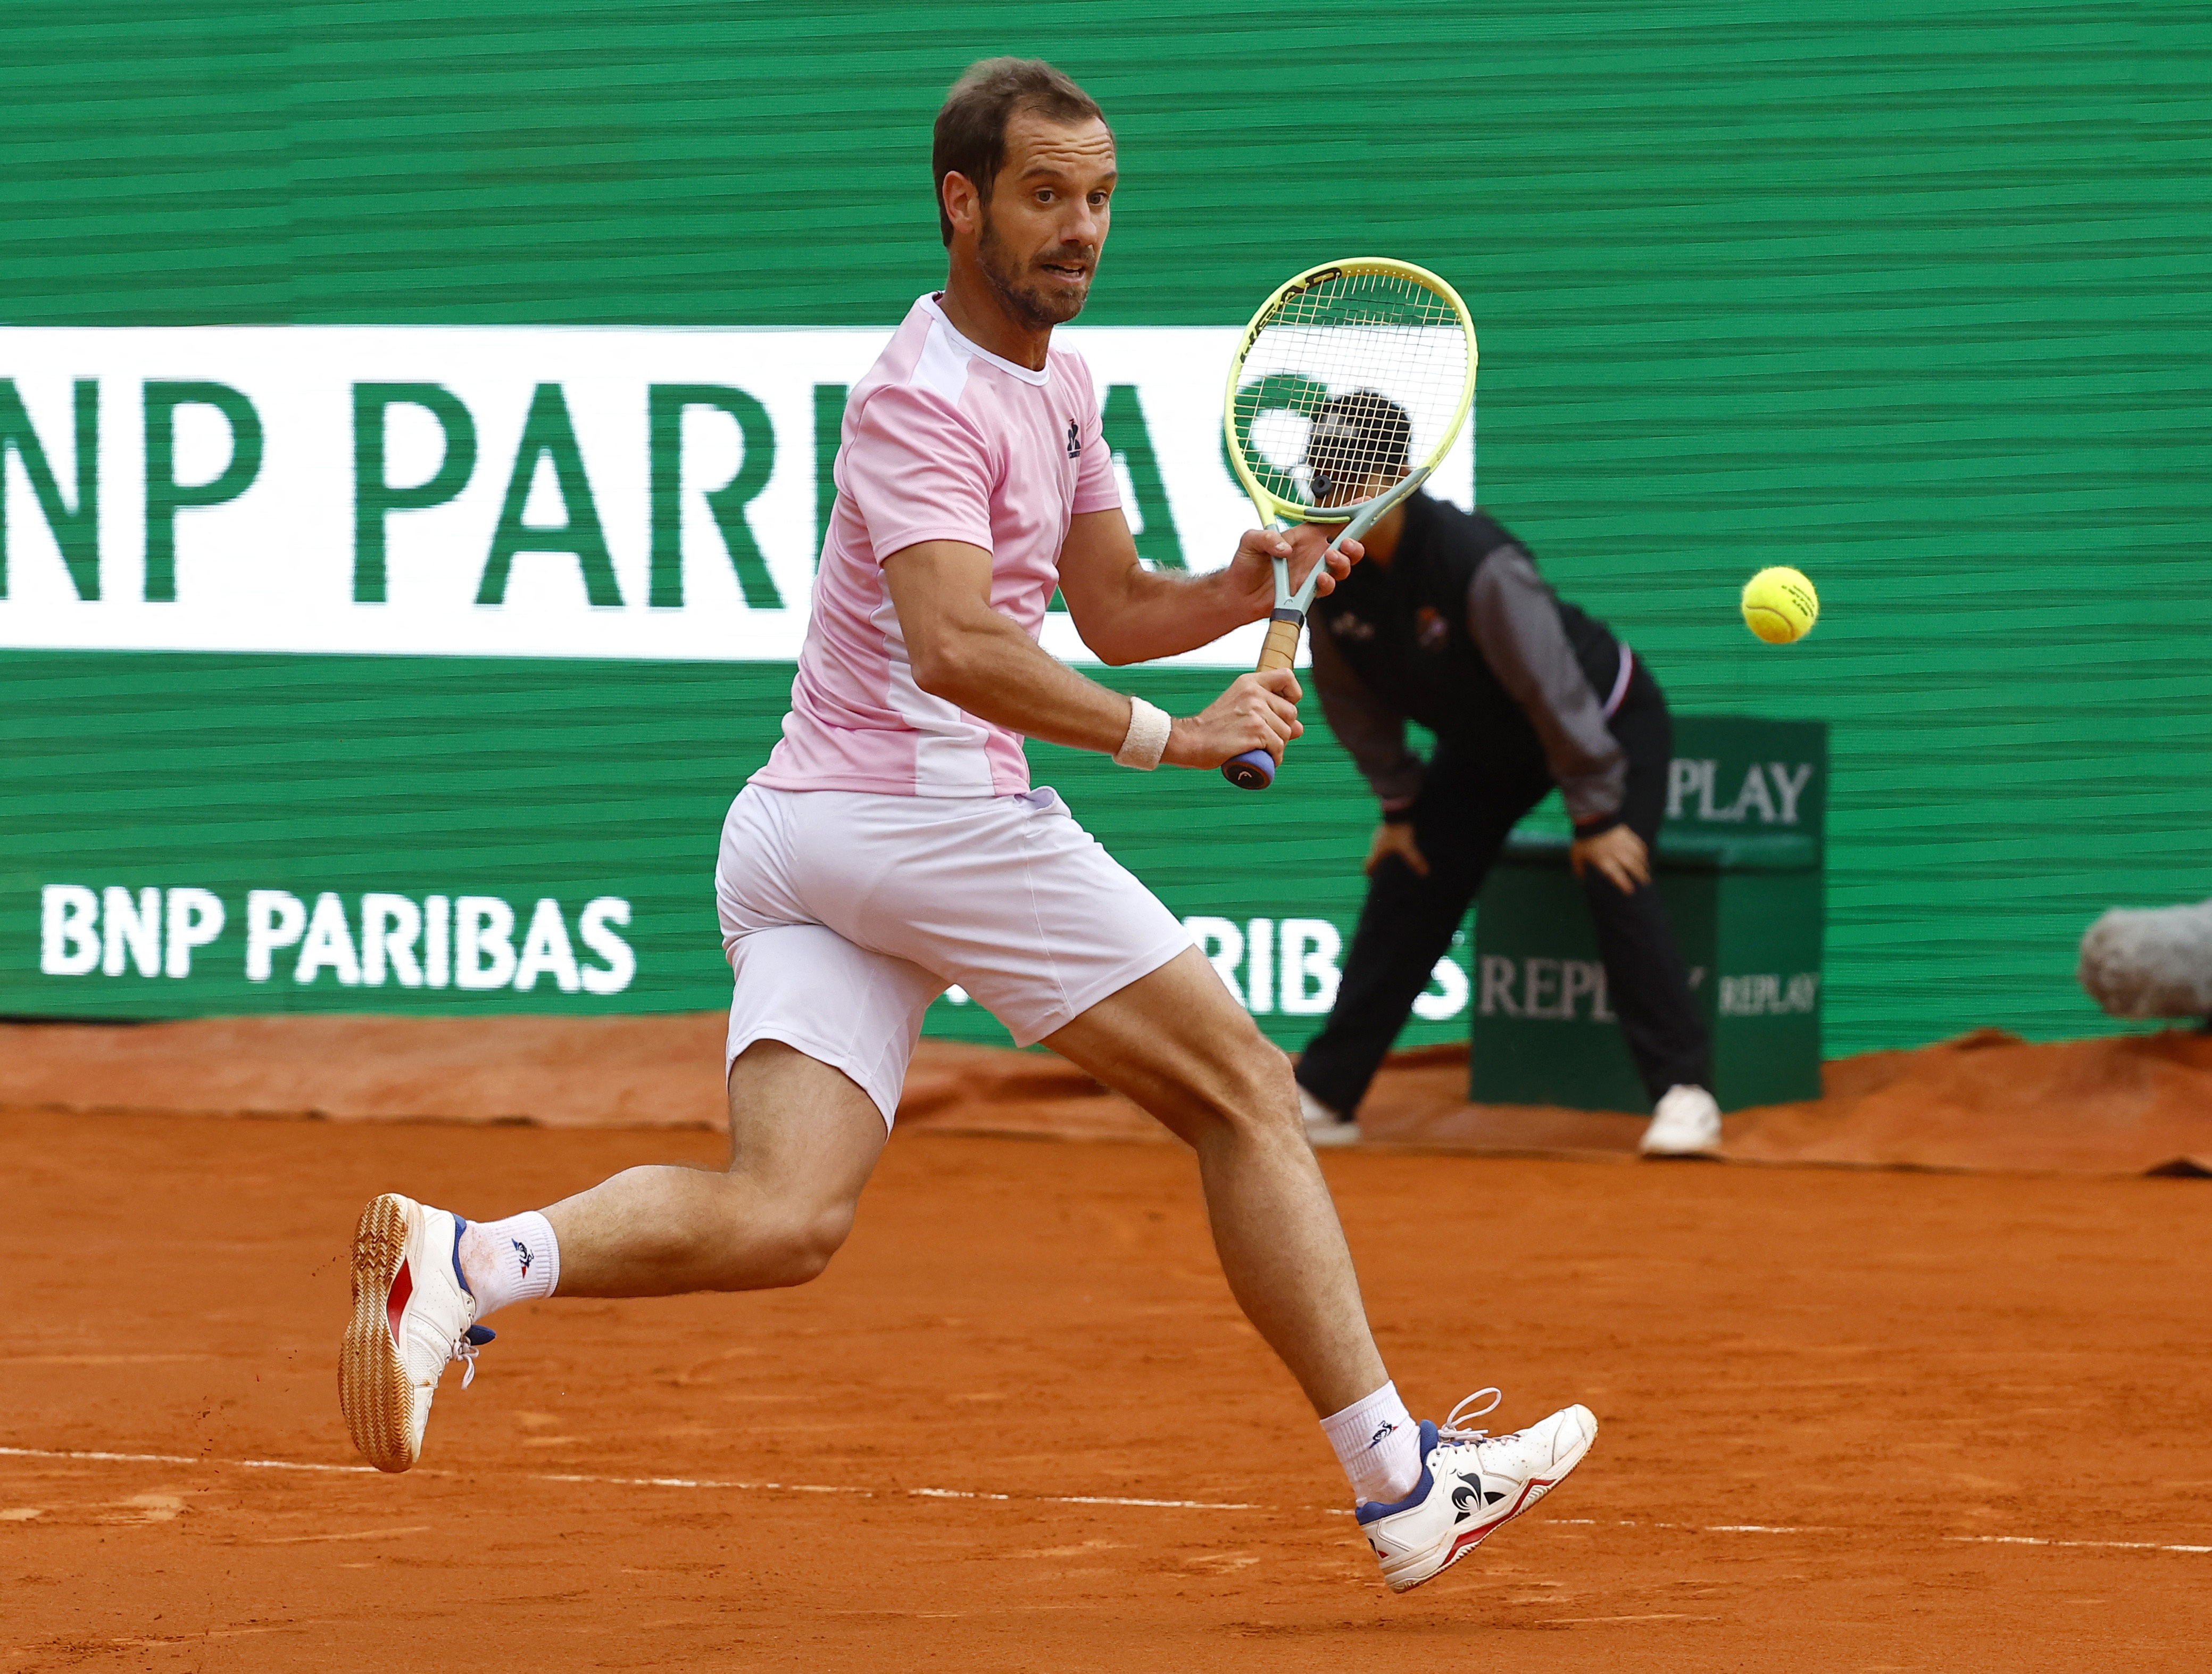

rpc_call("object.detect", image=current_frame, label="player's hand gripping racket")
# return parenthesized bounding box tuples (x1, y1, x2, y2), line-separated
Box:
(1218, 259, 1476, 789)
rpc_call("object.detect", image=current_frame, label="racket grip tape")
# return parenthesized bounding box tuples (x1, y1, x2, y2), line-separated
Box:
(1220, 611, 1305, 790)
(1255, 613, 1303, 672)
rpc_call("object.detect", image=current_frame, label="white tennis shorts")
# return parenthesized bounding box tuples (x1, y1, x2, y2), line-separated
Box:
(714, 783, 1192, 1126)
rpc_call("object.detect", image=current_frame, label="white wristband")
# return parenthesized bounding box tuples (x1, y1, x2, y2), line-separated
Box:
(1114, 696, 1173, 770)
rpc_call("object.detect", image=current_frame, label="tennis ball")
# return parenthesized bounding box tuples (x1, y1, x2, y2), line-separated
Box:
(1741, 566, 1819, 644)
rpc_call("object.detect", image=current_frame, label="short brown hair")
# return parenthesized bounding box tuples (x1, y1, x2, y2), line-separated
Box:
(931, 58, 1107, 247)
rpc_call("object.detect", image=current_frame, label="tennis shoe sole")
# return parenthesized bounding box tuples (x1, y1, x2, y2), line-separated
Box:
(340, 1192, 479, 1473)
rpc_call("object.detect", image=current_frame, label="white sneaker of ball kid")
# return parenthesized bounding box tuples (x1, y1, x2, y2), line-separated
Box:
(1353, 1388, 1601, 1583)
(1640, 1083, 1724, 1157)
(340, 1192, 492, 1473)
(1299, 1083, 1361, 1147)
(1356, 1391, 1598, 1593)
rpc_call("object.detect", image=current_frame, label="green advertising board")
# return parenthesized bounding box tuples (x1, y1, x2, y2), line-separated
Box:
(4, 2, 2208, 1062)
(1473, 719, 1828, 1112)
(1, 651, 1465, 1054)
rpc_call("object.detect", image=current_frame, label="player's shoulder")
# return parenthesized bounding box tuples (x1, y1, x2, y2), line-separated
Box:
(847, 298, 994, 440)
(855, 298, 968, 404)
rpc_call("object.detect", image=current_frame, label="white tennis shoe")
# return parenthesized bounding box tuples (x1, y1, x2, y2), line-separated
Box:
(1356, 1392, 1598, 1593)
(1641, 1084, 1724, 1157)
(340, 1191, 491, 1473)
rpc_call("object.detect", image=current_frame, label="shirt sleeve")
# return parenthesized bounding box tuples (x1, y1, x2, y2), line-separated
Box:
(1310, 615, 1426, 811)
(1467, 546, 1628, 829)
(1070, 374, 1120, 515)
(839, 381, 997, 561)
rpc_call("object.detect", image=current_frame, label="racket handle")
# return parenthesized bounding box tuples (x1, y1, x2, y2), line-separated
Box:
(1219, 611, 1305, 790)
(1254, 614, 1303, 672)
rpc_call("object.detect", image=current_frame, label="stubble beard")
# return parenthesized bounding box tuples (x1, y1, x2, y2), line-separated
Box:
(977, 210, 1091, 331)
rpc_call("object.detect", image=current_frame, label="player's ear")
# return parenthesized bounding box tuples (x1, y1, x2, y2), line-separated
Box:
(942, 170, 982, 240)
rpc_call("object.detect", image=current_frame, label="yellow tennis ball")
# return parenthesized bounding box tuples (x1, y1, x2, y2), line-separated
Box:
(1741, 566, 1819, 644)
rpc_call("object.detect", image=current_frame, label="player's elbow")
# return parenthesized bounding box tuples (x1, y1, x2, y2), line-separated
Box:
(1078, 633, 1140, 668)
(907, 636, 974, 701)
(1061, 607, 1139, 667)
(908, 624, 997, 703)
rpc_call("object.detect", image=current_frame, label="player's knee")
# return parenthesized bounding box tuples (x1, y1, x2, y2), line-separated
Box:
(1190, 1040, 1303, 1147)
(749, 1201, 855, 1289)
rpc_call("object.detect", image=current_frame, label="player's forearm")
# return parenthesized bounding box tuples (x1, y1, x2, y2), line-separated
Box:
(910, 610, 1146, 756)
(1072, 563, 1249, 666)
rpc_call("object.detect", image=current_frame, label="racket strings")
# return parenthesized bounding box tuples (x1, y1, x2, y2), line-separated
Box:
(1232, 269, 1468, 513)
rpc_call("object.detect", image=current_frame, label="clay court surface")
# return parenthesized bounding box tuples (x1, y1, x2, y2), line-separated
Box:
(6, 1085, 2211, 1672)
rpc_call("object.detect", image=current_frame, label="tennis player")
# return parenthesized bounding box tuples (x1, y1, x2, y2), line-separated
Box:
(339, 57, 1594, 1593)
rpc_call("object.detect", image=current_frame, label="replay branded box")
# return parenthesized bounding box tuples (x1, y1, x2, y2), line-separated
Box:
(1471, 717, 1829, 1112)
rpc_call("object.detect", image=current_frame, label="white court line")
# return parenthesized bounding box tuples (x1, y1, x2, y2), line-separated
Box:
(1562, 1516, 2208, 1551)
(6, 1449, 2206, 1552)
(1948, 1534, 2212, 1555)
(0, 1447, 1257, 1512)
(1554, 1519, 1834, 1534)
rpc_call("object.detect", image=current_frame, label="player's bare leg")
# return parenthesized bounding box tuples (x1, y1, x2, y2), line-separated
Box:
(340, 1040, 884, 1473)
(1047, 946, 1595, 1590)
(1045, 946, 1384, 1416)
(534, 1041, 885, 1297)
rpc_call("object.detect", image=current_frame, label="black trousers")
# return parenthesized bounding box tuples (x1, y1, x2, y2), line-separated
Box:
(1296, 663, 1712, 1117)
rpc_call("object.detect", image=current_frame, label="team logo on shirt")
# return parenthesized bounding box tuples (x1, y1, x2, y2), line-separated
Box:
(1066, 419, 1082, 459)
(1415, 604, 1450, 652)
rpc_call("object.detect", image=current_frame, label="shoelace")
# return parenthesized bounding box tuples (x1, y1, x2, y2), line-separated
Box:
(1438, 1387, 1503, 1444)
(451, 1324, 494, 1389)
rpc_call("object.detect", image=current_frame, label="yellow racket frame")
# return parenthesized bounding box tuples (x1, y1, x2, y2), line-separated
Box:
(1224, 256, 1478, 529)
(1219, 258, 1476, 786)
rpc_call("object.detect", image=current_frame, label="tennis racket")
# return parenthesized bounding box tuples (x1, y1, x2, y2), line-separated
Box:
(1218, 258, 1477, 789)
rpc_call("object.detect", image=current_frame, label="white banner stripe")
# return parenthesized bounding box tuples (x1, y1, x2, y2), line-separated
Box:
(0, 325, 1476, 667)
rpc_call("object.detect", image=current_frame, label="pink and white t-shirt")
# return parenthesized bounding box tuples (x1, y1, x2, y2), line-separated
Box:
(752, 293, 1121, 798)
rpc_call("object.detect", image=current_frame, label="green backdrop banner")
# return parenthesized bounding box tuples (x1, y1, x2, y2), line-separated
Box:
(0, 653, 1478, 1054)
(4, 3, 2208, 1056)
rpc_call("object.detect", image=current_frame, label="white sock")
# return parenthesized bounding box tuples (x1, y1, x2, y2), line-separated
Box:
(1320, 1381, 1423, 1505)
(459, 1211, 560, 1320)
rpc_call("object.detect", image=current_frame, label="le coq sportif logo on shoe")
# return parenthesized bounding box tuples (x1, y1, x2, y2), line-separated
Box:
(38, 883, 635, 995)
(1451, 1471, 1506, 1523)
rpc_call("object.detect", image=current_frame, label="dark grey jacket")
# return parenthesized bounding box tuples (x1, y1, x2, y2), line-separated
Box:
(1307, 498, 1632, 829)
